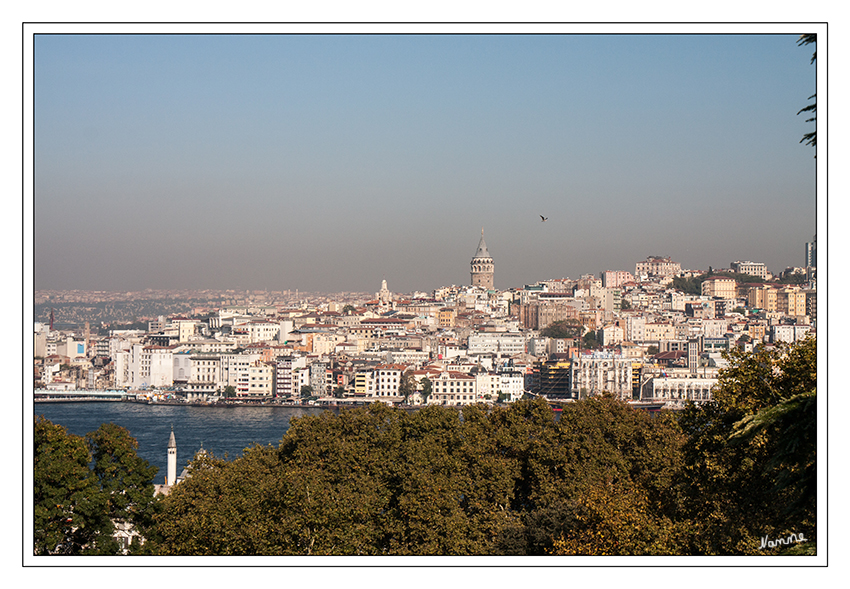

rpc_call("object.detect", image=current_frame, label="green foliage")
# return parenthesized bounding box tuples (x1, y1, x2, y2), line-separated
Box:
(674, 336, 817, 554)
(540, 320, 581, 339)
(671, 275, 704, 295)
(147, 397, 686, 556)
(419, 376, 433, 404)
(398, 370, 416, 403)
(797, 34, 816, 151)
(582, 330, 601, 349)
(34, 417, 113, 555)
(142, 337, 818, 557)
(33, 417, 159, 555)
(673, 272, 766, 296)
(86, 423, 161, 546)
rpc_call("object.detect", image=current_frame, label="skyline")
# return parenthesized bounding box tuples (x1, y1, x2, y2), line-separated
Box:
(32, 29, 819, 294)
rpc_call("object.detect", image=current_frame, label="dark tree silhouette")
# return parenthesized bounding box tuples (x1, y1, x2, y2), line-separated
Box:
(797, 34, 816, 153)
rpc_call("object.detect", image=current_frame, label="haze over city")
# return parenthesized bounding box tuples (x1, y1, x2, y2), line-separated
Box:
(34, 29, 817, 294)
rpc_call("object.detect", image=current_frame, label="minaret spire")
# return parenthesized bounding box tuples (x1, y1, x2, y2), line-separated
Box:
(167, 426, 177, 486)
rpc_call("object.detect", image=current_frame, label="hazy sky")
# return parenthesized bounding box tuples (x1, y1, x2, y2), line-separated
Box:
(33, 31, 817, 294)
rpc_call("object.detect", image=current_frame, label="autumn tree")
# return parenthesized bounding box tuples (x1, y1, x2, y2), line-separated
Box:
(674, 336, 817, 554)
(492, 396, 685, 555)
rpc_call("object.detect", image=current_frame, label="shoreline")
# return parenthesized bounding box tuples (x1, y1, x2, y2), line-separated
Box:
(34, 397, 406, 410)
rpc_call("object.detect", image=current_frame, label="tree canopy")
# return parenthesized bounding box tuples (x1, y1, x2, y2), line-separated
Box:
(34, 417, 160, 555)
(540, 320, 582, 339)
(797, 34, 816, 152)
(674, 336, 816, 554)
(144, 396, 688, 556)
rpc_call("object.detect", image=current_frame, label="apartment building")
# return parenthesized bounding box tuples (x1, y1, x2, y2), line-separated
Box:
(701, 277, 737, 300)
(373, 363, 406, 399)
(640, 375, 717, 404)
(187, 354, 222, 393)
(748, 285, 778, 312)
(570, 352, 641, 400)
(475, 368, 525, 402)
(274, 355, 307, 398)
(776, 288, 807, 316)
(429, 370, 478, 406)
(601, 270, 635, 288)
(245, 362, 273, 397)
(467, 332, 527, 355)
(772, 325, 811, 343)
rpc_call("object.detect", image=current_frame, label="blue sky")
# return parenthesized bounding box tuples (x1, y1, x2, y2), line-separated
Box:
(34, 32, 817, 293)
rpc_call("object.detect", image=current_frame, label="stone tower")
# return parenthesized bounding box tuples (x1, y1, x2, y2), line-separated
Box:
(167, 427, 177, 487)
(470, 229, 494, 289)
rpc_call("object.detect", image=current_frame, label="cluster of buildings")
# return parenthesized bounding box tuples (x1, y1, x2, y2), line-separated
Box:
(33, 232, 817, 409)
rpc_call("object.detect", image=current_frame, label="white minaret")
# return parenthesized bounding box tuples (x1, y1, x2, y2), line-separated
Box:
(167, 427, 177, 486)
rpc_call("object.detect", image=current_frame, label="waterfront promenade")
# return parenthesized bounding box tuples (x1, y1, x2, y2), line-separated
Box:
(33, 388, 376, 409)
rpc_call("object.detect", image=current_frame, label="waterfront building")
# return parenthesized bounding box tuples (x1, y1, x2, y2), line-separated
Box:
(532, 357, 573, 399)
(570, 352, 642, 400)
(429, 370, 478, 406)
(187, 354, 222, 393)
(639, 375, 717, 405)
(246, 362, 274, 397)
(372, 363, 406, 400)
(309, 360, 331, 397)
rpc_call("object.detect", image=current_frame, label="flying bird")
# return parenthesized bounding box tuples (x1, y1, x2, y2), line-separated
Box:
(540, 215, 548, 222)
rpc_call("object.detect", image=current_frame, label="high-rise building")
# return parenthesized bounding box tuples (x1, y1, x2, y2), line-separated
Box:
(805, 235, 817, 268)
(470, 229, 494, 289)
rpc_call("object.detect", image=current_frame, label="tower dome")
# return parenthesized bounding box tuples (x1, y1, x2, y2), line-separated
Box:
(470, 229, 494, 289)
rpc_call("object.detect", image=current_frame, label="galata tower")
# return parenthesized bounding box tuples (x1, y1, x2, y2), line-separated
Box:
(470, 229, 494, 289)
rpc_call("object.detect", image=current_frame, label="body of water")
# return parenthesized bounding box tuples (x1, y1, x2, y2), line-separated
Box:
(34, 402, 329, 484)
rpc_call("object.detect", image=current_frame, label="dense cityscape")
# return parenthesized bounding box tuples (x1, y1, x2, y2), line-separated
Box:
(33, 231, 817, 409)
(29, 26, 822, 568)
